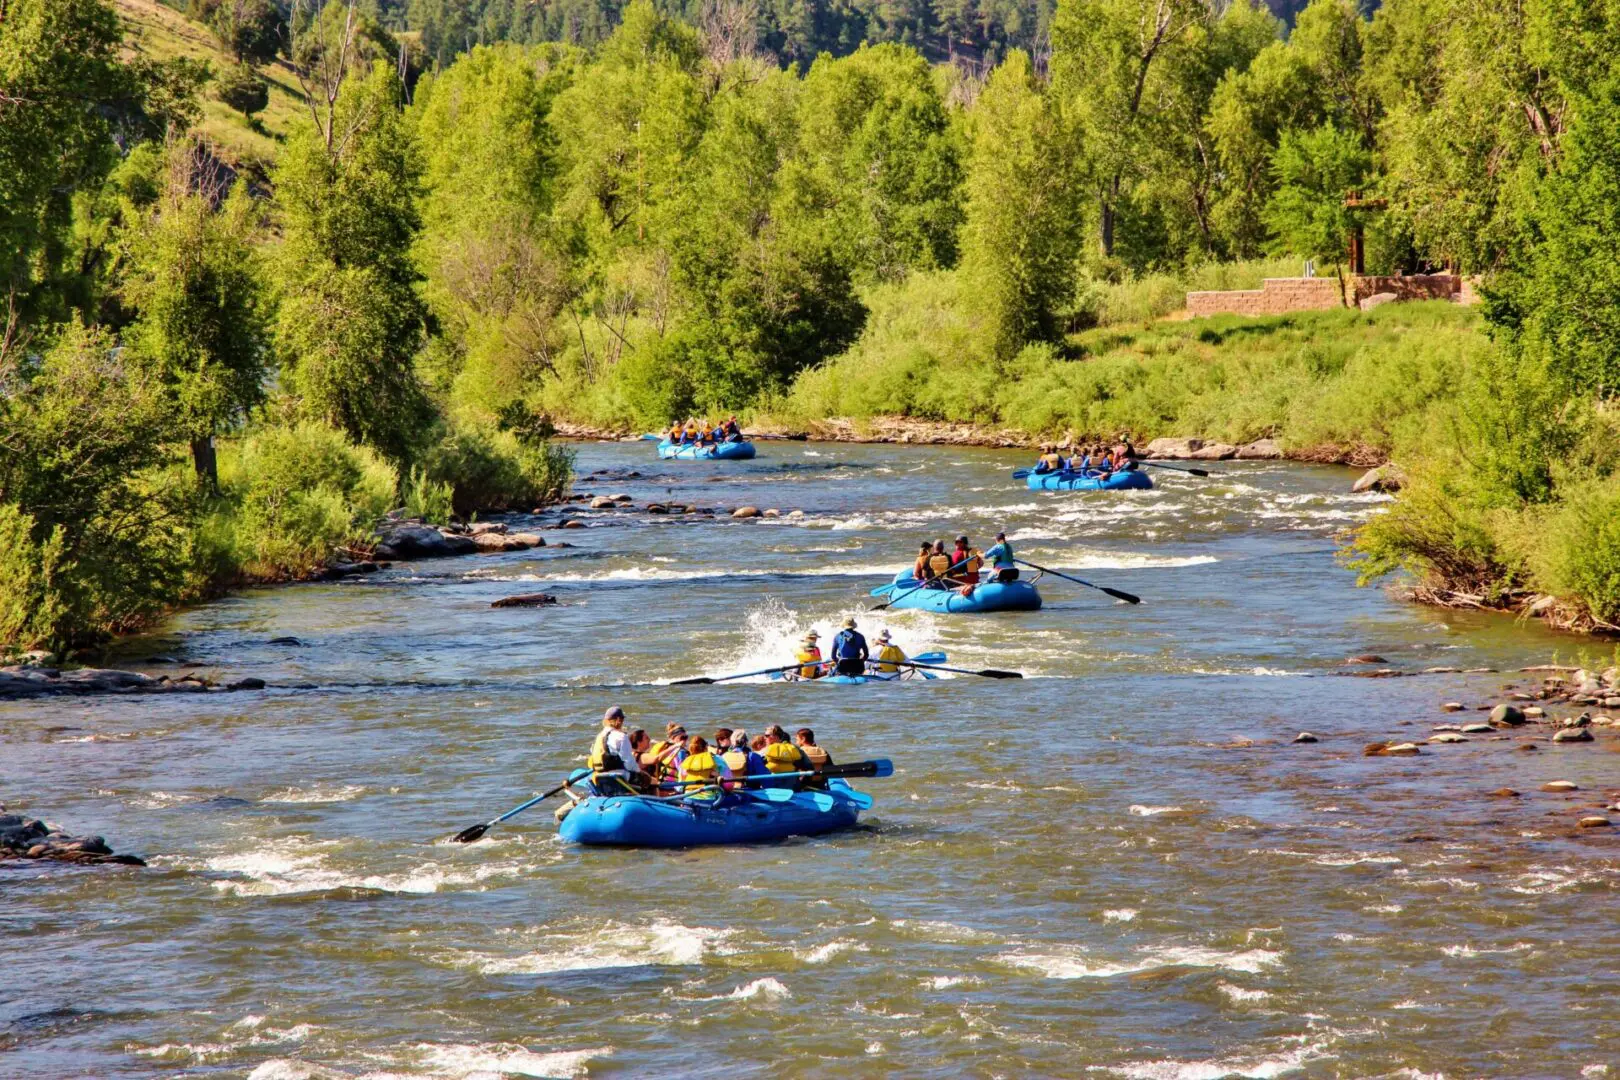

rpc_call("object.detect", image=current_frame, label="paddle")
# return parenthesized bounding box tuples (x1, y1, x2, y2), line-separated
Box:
(451, 770, 590, 843)
(672, 662, 808, 686)
(1138, 460, 1210, 478)
(1015, 558, 1140, 605)
(660, 759, 894, 786)
(871, 556, 972, 611)
(894, 660, 1022, 680)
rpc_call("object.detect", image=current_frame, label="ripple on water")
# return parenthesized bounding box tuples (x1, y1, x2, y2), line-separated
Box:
(439, 919, 727, 975)
(994, 943, 1283, 979)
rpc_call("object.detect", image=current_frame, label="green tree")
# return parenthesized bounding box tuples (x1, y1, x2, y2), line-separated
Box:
(1262, 122, 1369, 290)
(121, 143, 272, 486)
(960, 49, 1081, 359)
(790, 43, 964, 283)
(193, 0, 287, 65)
(273, 62, 432, 467)
(0, 326, 196, 653)
(215, 63, 271, 116)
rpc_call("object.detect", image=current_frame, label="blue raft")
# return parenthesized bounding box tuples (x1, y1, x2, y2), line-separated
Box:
(558, 780, 865, 846)
(870, 572, 1042, 614)
(657, 439, 756, 461)
(1026, 468, 1153, 492)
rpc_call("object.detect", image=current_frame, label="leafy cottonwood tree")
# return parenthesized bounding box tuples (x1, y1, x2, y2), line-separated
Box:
(960, 49, 1081, 359)
(1263, 122, 1370, 291)
(273, 63, 432, 466)
(121, 143, 271, 486)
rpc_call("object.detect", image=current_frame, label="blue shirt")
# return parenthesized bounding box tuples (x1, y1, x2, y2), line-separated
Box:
(984, 541, 1015, 568)
(832, 629, 868, 661)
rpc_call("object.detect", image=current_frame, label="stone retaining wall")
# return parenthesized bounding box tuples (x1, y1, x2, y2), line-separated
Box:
(1186, 274, 1475, 319)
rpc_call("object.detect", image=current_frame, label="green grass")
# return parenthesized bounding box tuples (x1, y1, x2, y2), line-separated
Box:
(117, 0, 305, 171)
(769, 264, 1489, 457)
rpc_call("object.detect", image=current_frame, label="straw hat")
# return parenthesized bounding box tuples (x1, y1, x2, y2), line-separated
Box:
(842, 617, 857, 629)
(876, 630, 891, 644)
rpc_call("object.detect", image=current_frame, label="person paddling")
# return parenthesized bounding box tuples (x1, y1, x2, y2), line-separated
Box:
(679, 736, 731, 800)
(950, 535, 983, 595)
(643, 723, 688, 788)
(831, 617, 869, 677)
(983, 531, 1018, 582)
(723, 728, 767, 782)
(1034, 443, 1063, 474)
(925, 540, 953, 588)
(723, 416, 742, 441)
(762, 724, 813, 782)
(795, 630, 825, 680)
(873, 629, 908, 673)
(912, 541, 932, 583)
(586, 706, 644, 796)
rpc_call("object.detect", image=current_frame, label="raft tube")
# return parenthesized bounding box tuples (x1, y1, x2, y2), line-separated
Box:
(558, 780, 865, 847)
(1026, 468, 1153, 491)
(872, 572, 1042, 614)
(657, 439, 756, 461)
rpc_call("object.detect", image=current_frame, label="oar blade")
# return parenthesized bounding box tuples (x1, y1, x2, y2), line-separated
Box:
(1101, 587, 1141, 605)
(1011, 469, 1030, 479)
(452, 823, 491, 844)
(868, 758, 894, 777)
(670, 676, 716, 685)
(977, 669, 1024, 679)
(910, 651, 947, 664)
(1187, 468, 1210, 477)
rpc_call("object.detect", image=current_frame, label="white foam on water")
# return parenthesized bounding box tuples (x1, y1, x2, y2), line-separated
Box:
(132, 1022, 314, 1064)
(192, 838, 537, 897)
(995, 944, 1282, 980)
(1363, 904, 1403, 914)
(1129, 805, 1185, 817)
(406, 1042, 611, 1078)
(262, 784, 367, 804)
(866, 1041, 885, 1054)
(450, 920, 724, 975)
(922, 975, 980, 989)
(1103, 908, 1139, 922)
(1218, 982, 1271, 1004)
(133, 790, 200, 808)
(804, 939, 865, 964)
(1114, 1037, 1332, 1080)
(1023, 549, 1220, 570)
(890, 919, 1000, 944)
(720, 977, 791, 1001)
(1440, 942, 1532, 959)
(512, 562, 903, 584)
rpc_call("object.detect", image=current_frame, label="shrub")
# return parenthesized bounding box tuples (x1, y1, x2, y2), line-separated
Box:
(224, 423, 397, 579)
(405, 466, 454, 526)
(1529, 477, 1620, 627)
(423, 423, 575, 517)
(214, 63, 268, 117)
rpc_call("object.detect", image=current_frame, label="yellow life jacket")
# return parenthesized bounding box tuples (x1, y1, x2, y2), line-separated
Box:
(681, 751, 721, 785)
(646, 740, 675, 781)
(587, 728, 623, 772)
(926, 552, 953, 578)
(876, 644, 906, 673)
(722, 747, 751, 773)
(668, 424, 682, 440)
(764, 742, 806, 774)
(797, 647, 822, 679)
(801, 744, 830, 771)
(1040, 452, 1062, 470)
(963, 549, 983, 577)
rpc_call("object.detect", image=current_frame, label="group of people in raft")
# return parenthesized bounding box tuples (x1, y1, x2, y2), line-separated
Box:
(666, 416, 744, 446)
(899, 532, 1018, 599)
(1032, 436, 1138, 477)
(585, 707, 833, 798)
(789, 617, 915, 680)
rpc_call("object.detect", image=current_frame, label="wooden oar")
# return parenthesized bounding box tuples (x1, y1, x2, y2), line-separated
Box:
(871, 557, 971, 611)
(1015, 558, 1140, 604)
(451, 770, 590, 843)
(894, 660, 1022, 679)
(659, 759, 894, 786)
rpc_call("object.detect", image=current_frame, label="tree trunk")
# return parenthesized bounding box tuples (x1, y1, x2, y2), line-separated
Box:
(1100, 174, 1121, 257)
(191, 437, 219, 492)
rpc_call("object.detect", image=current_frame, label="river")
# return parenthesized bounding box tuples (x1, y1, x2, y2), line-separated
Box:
(5, 441, 1617, 1079)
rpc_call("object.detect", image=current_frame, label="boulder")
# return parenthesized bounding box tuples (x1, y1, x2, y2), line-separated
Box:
(508, 533, 543, 548)
(1490, 704, 1526, 727)
(1235, 438, 1283, 460)
(763, 509, 781, 518)
(1346, 655, 1387, 665)
(590, 496, 616, 509)
(787, 510, 805, 520)
(1441, 702, 1464, 712)
(473, 533, 526, 552)
(491, 593, 559, 609)
(1578, 816, 1611, 828)
(645, 503, 668, 514)
(1144, 437, 1203, 459)
(1522, 706, 1545, 718)
(1359, 291, 1399, 312)
(374, 524, 478, 560)
(1293, 732, 1319, 744)
(1489, 788, 1521, 798)
(226, 677, 267, 691)
(1384, 742, 1422, 755)
(313, 561, 379, 581)
(732, 506, 761, 519)
(610, 493, 632, 503)
(1429, 732, 1467, 744)
(1541, 780, 1579, 792)
(561, 520, 586, 529)
(1352, 466, 1406, 494)
(59, 668, 155, 690)
(1552, 727, 1594, 743)
(1189, 442, 1239, 460)
(467, 522, 508, 536)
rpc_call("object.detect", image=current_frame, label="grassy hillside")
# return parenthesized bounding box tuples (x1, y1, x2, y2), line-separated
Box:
(116, 0, 305, 174)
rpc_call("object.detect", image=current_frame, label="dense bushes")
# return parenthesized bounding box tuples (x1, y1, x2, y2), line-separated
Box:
(220, 424, 398, 580)
(423, 423, 576, 518)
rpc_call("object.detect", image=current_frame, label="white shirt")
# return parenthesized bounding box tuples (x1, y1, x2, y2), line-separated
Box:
(601, 727, 642, 775)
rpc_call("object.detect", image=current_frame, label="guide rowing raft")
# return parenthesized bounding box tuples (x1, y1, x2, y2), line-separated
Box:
(656, 438, 756, 460)
(1024, 468, 1152, 491)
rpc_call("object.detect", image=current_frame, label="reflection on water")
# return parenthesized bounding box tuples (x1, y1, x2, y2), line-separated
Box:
(4, 441, 1616, 1078)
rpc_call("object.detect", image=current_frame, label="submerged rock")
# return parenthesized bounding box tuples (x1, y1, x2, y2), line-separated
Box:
(1541, 780, 1579, 792)
(1461, 723, 1494, 734)
(1552, 727, 1594, 743)
(491, 593, 558, 609)
(1293, 732, 1319, 744)
(1428, 733, 1467, 744)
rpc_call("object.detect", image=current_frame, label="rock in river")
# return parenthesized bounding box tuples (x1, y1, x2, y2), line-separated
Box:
(1293, 732, 1319, 743)
(1541, 780, 1579, 793)
(0, 811, 145, 867)
(1490, 704, 1526, 727)
(1552, 727, 1594, 743)
(373, 524, 478, 560)
(491, 593, 558, 609)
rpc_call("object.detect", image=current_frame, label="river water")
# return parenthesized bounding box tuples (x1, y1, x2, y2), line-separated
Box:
(5, 441, 1619, 1079)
